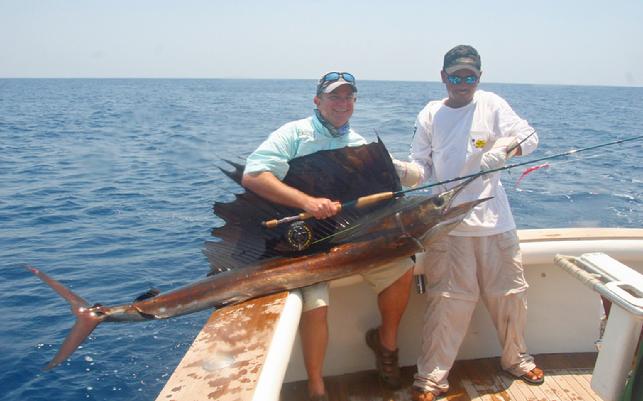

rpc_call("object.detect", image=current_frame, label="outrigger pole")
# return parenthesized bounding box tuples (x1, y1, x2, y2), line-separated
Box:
(262, 134, 643, 228)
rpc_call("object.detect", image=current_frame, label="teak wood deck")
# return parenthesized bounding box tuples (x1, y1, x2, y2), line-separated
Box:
(156, 292, 605, 401)
(280, 353, 601, 401)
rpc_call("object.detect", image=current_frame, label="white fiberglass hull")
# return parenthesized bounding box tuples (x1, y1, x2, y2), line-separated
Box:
(284, 228, 643, 382)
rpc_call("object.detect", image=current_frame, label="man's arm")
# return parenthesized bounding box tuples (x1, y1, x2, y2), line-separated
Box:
(409, 112, 434, 185)
(241, 171, 340, 220)
(494, 95, 538, 157)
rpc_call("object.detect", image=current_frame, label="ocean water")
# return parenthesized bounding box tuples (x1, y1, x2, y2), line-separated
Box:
(0, 79, 641, 400)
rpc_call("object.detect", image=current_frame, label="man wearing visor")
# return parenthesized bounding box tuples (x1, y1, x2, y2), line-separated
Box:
(242, 72, 415, 400)
(408, 45, 544, 401)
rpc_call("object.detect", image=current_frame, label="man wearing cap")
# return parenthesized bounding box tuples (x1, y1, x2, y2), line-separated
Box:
(407, 45, 544, 401)
(242, 72, 415, 400)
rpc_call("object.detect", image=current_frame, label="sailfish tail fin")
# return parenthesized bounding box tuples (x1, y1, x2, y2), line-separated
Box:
(24, 265, 103, 370)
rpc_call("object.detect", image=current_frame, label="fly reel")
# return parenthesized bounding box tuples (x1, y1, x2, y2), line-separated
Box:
(286, 221, 313, 251)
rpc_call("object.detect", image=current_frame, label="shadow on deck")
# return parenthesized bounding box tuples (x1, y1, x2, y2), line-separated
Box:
(280, 352, 600, 401)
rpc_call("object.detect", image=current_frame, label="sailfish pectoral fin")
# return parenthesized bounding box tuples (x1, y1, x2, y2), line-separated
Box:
(24, 265, 105, 370)
(134, 288, 160, 302)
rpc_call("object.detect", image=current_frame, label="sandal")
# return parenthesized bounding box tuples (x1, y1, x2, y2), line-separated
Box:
(512, 367, 545, 385)
(411, 387, 440, 401)
(365, 327, 401, 389)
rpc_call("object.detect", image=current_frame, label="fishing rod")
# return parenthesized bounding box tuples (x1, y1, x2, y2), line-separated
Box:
(261, 134, 643, 228)
(506, 129, 537, 156)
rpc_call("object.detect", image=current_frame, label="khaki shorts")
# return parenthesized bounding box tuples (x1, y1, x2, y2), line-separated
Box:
(301, 257, 414, 312)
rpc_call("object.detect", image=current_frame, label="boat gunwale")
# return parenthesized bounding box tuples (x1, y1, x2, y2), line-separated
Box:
(518, 227, 643, 242)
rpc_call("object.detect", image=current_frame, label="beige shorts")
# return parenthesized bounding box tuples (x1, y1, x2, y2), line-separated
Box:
(301, 257, 414, 312)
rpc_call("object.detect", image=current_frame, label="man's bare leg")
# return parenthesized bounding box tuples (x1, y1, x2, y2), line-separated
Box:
(378, 268, 413, 350)
(299, 306, 328, 397)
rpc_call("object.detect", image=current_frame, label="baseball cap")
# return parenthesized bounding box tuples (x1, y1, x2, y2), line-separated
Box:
(443, 45, 481, 76)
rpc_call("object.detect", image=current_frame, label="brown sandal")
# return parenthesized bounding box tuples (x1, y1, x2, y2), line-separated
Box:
(366, 328, 401, 389)
(411, 387, 440, 401)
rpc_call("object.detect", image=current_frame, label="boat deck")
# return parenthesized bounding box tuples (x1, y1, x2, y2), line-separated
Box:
(280, 353, 601, 401)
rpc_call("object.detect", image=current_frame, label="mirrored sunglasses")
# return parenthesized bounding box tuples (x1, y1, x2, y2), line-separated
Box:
(446, 75, 479, 85)
(320, 72, 356, 84)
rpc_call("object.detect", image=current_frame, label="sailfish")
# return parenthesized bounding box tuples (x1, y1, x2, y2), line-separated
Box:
(25, 139, 486, 370)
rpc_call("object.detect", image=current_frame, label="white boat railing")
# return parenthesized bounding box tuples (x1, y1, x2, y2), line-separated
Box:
(555, 252, 643, 401)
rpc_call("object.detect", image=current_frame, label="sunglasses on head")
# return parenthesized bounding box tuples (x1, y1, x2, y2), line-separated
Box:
(446, 74, 479, 85)
(320, 72, 356, 84)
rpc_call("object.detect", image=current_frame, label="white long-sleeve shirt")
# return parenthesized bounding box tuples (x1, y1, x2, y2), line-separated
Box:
(410, 90, 538, 236)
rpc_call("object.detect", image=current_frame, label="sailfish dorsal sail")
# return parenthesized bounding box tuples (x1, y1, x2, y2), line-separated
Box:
(203, 139, 402, 275)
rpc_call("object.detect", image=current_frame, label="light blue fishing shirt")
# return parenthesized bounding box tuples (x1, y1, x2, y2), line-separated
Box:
(244, 112, 367, 180)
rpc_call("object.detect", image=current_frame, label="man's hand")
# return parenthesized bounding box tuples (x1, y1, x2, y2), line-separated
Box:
(242, 171, 340, 219)
(393, 159, 423, 187)
(480, 147, 509, 171)
(302, 196, 341, 219)
(480, 138, 521, 171)
(505, 138, 521, 158)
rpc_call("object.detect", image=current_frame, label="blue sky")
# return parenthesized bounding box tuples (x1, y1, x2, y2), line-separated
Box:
(1, 0, 642, 87)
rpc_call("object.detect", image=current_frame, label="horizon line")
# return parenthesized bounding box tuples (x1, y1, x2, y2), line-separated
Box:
(0, 76, 641, 89)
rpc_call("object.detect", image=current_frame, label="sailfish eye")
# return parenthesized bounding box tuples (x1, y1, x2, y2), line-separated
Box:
(432, 197, 445, 207)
